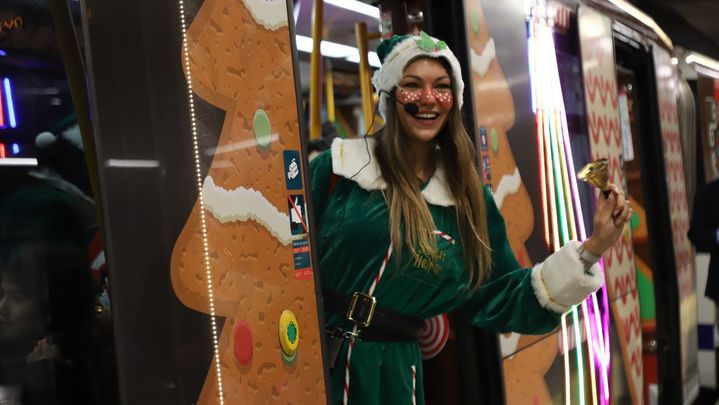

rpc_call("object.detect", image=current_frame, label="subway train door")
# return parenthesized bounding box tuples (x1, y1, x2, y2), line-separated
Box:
(615, 49, 661, 403)
(82, 0, 330, 403)
(613, 36, 695, 403)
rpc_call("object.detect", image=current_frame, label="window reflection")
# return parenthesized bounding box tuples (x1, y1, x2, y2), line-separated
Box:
(0, 2, 117, 404)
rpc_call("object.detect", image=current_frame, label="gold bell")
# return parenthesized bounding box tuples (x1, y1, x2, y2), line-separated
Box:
(577, 158, 610, 197)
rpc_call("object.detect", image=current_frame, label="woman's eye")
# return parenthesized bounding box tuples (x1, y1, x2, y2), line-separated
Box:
(402, 82, 420, 89)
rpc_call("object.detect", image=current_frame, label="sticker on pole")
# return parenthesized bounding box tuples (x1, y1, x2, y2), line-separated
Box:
(292, 238, 313, 280)
(283, 150, 303, 190)
(287, 194, 308, 237)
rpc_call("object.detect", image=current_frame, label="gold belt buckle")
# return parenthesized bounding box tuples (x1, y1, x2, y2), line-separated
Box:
(347, 292, 377, 328)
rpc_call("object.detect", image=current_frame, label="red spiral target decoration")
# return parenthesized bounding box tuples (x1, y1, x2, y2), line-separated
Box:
(419, 313, 449, 360)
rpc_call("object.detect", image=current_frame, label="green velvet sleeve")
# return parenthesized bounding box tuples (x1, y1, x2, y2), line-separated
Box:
(464, 187, 561, 335)
(308, 149, 333, 223)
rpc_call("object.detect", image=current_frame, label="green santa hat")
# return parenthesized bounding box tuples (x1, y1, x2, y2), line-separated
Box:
(372, 32, 464, 118)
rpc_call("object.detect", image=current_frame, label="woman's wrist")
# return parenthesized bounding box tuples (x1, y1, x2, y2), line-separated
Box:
(579, 239, 602, 272)
(581, 237, 603, 257)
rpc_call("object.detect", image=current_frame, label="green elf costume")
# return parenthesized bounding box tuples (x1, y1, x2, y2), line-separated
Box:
(310, 32, 604, 405)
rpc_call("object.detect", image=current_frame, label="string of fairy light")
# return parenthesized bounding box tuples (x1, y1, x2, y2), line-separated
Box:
(528, 7, 611, 405)
(177, 2, 226, 403)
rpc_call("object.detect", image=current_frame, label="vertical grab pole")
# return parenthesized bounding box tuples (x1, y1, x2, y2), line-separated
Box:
(48, 0, 105, 235)
(310, 0, 324, 140)
(355, 22, 373, 133)
(324, 59, 335, 123)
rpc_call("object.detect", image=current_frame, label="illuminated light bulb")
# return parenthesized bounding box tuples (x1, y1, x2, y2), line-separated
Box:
(178, 1, 224, 403)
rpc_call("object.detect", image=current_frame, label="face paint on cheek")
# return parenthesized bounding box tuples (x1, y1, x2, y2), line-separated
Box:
(434, 92, 453, 110)
(397, 89, 421, 105)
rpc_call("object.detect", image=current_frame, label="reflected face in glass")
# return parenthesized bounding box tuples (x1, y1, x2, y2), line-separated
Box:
(0, 274, 44, 342)
(395, 58, 454, 144)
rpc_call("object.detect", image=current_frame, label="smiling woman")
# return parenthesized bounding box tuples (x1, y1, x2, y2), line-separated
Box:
(395, 59, 454, 146)
(310, 31, 632, 405)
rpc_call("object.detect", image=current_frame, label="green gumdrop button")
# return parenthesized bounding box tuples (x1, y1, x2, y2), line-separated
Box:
(490, 128, 499, 154)
(254, 109, 272, 148)
(281, 348, 297, 364)
(630, 211, 641, 231)
(287, 322, 297, 344)
(472, 12, 480, 34)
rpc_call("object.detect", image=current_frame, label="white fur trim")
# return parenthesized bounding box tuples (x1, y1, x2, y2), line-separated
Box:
(421, 165, 454, 207)
(330, 138, 455, 207)
(202, 176, 292, 245)
(372, 34, 464, 119)
(492, 167, 521, 209)
(470, 38, 495, 77)
(530, 241, 604, 314)
(241, 0, 288, 30)
(331, 137, 386, 191)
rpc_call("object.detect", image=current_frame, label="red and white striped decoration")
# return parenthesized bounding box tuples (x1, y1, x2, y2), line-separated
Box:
(88, 231, 107, 282)
(369, 244, 394, 296)
(418, 313, 450, 360)
(342, 337, 355, 405)
(411, 365, 417, 405)
(432, 230, 455, 244)
(343, 243, 393, 405)
(343, 229, 454, 404)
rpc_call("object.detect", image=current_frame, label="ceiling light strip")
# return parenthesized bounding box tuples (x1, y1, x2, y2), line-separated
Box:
(324, 0, 379, 19)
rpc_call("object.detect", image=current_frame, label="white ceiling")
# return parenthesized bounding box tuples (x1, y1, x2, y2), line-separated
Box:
(293, 0, 382, 92)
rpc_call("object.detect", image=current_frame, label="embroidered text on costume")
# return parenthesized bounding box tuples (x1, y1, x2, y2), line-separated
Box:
(413, 249, 446, 273)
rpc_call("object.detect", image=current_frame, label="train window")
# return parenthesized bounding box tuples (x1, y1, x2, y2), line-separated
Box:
(0, 2, 118, 404)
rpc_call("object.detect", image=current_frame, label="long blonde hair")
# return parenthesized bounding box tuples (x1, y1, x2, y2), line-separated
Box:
(374, 61, 493, 289)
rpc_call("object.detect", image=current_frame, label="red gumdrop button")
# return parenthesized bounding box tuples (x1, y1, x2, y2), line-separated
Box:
(234, 320, 253, 366)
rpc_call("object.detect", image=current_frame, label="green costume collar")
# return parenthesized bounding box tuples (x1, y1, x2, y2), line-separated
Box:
(330, 137, 455, 207)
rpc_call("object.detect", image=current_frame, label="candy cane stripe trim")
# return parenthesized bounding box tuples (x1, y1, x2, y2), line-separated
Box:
(343, 230, 450, 403)
(411, 365, 417, 405)
(343, 335, 356, 405)
(433, 230, 455, 244)
(344, 242, 393, 404)
(369, 243, 393, 296)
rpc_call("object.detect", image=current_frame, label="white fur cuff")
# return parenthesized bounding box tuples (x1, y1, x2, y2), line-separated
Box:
(531, 241, 604, 314)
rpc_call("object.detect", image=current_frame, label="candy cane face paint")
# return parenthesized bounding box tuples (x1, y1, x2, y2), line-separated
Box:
(395, 58, 454, 144)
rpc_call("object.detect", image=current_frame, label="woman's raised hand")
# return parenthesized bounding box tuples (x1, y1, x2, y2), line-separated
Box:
(583, 183, 632, 256)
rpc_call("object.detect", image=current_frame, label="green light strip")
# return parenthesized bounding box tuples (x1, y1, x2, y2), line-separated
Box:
(543, 33, 587, 405)
(549, 113, 569, 244)
(531, 16, 606, 405)
(561, 313, 572, 405)
(572, 306, 586, 405)
(555, 112, 578, 240)
(542, 110, 561, 250)
(582, 301, 599, 405)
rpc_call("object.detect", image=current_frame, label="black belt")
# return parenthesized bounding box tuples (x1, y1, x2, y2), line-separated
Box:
(322, 289, 424, 342)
